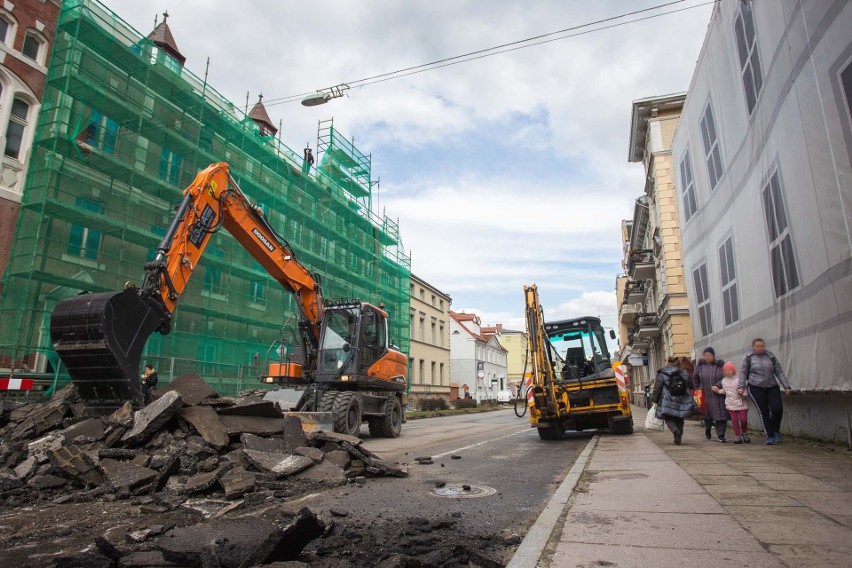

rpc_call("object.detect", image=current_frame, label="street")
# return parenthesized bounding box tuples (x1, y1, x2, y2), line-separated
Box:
(299, 408, 591, 565)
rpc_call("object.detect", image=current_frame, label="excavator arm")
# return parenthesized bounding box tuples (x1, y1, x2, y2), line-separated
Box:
(50, 163, 323, 411)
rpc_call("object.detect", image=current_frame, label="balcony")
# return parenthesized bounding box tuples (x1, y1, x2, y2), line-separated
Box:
(627, 329, 649, 349)
(619, 301, 638, 324)
(628, 249, 655, 281)
(625, 280, 647, 304)
(635, 313, 660, 339)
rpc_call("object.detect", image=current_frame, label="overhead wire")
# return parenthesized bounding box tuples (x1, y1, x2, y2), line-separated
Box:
(260, 0, 715, 108)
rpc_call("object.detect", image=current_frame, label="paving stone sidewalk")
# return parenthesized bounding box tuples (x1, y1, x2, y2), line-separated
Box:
(545, 406, 852, 568)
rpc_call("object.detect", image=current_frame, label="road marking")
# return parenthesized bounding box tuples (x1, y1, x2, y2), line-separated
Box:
(431, 428, 531, 459)
(506, 435, 599, 568)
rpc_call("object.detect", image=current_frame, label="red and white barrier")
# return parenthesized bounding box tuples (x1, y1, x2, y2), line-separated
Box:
(0, 378, 35, 391)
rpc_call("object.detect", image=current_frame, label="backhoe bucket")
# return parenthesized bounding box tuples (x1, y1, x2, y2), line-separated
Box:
(50, 289, 164, 412)
(282, 412, 334, 433)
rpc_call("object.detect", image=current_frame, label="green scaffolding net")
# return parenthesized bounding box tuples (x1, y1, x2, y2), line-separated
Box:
(0, 0, 411, 396)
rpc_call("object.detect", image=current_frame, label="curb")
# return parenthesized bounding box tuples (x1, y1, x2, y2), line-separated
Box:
(506, 434, 599, 568)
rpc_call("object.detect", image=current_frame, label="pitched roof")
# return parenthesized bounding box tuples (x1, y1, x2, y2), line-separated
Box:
(147, 16, 186, 65)
(248, 96, 278, 136)
(449, 310, 479, 323)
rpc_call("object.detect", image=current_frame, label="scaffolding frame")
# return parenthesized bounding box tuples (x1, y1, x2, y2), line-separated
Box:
(0, 0, 411, 395)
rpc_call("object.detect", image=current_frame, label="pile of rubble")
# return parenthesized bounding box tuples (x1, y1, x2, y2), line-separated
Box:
(0, 374, 407, 507)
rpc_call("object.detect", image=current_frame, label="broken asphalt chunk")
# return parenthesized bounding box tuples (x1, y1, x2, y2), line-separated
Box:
(159, 373, 217, 406)
(49, 444, 103, 485)
(216, 400, 281, 418)
(179, 405, 228, 449)
(121, 391, 183, 446)
(243, 449, 314, 478)
(294, 446, 324, 463)
(308, 431, 363, 447)
(219, 415, 284, 436)
(178, 463, 234, 495)
(59, 418, 105, 442)
(100, 458, 158, 491)
(219, 469, 256, 499)
(107, 401, 134, 428)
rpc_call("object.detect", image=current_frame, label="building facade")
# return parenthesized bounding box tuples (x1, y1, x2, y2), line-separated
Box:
(449, 311, 507, 403)
(0, 0, 61, 295)
(619, 93, 694, 407)
(499, 328, 527, 394)
(407, 274, 451, 405)
(0, 1, 410, 394)
(672, 0, 852, 442)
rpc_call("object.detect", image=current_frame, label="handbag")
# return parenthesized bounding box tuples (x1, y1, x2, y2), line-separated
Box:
(645, 404, 665, 431)
(691, 388, 706, 415)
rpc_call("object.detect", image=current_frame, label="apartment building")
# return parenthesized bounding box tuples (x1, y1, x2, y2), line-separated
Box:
(407, 274, 451, 404)
(618, 92, 694, 406)
(449, 311, 507, 403)
(0, 0, 60, 294)
(672, 0, 852, 442)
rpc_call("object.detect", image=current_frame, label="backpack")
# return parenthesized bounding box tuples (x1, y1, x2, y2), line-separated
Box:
(666, 370, 688, 396)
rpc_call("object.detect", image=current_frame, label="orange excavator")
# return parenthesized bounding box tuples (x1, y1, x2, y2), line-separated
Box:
(49, 163, 407, 437)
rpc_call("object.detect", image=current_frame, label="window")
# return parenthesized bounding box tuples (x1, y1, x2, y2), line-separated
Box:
(439, 323, 445, 347)
(734, 1, 763, 115)
(419, 359, 425, 385)
(763, 171, 800, 297)
(420, 289, 425, 301)
(4, 98, 30, 160)
(85, 110, 119, 154)
(841, 59, 852, 126)
(718, 238, 740, 325)
(409, 358, 415, 382)
(68, 198, 105, 260)
(419, 317, 425, 341)
(699, 102, 724, 189)
(159, 147, 183, 185)
(439, 299, 444, 310)
(692, 263, 712, 337)
(0, 16, 11, 44)
(21, 31, 45, 64)
(203, 249, 225, 294)
(250, 281, 266, 305)
(431, 294, 436, 307)
(678, 150, 698, 221)
(439, 363, 445, 385)
(431, 321, 436, 345)
(431, 362, 436, 384)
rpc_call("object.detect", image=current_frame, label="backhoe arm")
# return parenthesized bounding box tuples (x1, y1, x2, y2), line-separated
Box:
(50, 162, 322, 411)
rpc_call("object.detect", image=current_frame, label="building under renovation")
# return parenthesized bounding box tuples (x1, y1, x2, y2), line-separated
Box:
(0, 0, 410, 394)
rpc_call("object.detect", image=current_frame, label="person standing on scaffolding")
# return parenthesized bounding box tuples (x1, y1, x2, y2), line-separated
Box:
(302, 145, 314, 175)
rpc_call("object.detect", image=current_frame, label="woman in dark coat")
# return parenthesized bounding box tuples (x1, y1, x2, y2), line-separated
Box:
(651, 356, 697, 445)
(693, 347, 729, 442)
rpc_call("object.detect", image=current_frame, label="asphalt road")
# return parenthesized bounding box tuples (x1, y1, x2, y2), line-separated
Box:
(297, 407, 591, 565)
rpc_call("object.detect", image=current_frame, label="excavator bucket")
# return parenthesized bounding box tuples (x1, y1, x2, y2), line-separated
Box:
(50, 289, 164, 413)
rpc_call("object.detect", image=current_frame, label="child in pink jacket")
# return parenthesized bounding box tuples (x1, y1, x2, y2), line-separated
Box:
(713, 362, 750, 444)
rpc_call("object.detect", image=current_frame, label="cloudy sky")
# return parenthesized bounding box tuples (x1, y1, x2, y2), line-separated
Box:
(107, 0, 713, 335)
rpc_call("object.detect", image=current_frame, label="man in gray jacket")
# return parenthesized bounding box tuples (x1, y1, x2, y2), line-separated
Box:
(737, 338, 791, 445)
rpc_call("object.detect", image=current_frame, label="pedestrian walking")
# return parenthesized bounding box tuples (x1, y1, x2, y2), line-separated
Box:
(715, 362, 750, 444)
(737, 338, 791, 445)
(693, 347, 729, 442)
(141, 363, 158, 404)
(651, 356, 697, 445)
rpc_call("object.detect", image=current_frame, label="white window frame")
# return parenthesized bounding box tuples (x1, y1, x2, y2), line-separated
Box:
(21, 29, 47, 66)
(0, 11, 16, 45)
(734, 0, 763, 115)
(692, 262, 713, 338)
(762, 169, 800, 298)
(678, 149, 698, 222)
(699, 101, 724, 190)
(718, 236, 740, 326)
(4, 95, 31, 161)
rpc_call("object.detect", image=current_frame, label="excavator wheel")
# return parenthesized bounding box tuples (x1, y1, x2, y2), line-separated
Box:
(318, 390, 337, 414)
(332, 392, 363, 437)
(368, 395, 403, 438)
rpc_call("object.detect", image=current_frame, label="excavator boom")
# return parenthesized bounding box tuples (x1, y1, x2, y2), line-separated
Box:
(50, 163, 323, 411)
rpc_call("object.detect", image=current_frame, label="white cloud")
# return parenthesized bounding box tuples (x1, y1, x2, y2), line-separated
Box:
(104, 0, 711, 327)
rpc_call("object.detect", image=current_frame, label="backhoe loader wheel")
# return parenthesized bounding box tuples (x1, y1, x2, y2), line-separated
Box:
(537, 423, 565, 440)
(333, 392, 363, 437)
(368, 396, 403, 438)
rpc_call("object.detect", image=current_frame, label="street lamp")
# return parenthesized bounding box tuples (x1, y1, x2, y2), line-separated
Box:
(301, 83, 350, 107)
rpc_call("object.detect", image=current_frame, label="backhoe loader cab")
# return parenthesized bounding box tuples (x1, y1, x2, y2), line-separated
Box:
(545, 318, 616, 382)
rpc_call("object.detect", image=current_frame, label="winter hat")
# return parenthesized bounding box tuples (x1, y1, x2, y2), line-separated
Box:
(723, 362, 737, 374)
(703, 347, 716, 357)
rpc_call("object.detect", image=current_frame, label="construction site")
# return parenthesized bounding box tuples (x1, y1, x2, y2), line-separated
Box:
(0, 0, 411, 395)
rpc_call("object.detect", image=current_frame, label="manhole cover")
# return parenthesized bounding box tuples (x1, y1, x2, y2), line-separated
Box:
(430, 484, 497, 499)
